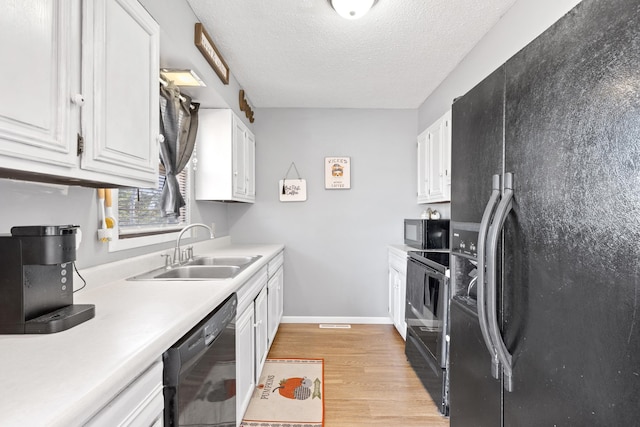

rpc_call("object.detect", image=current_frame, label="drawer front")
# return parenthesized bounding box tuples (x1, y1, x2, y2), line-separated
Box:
(267, 251, 284, 278)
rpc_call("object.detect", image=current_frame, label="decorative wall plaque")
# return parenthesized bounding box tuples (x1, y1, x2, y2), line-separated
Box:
(239, 90, 255, 123)
(194, 23, 229, 85)
(325, 157, 351, 189)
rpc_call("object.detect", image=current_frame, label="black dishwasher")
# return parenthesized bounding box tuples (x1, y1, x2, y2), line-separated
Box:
(163, 293, 237, 427)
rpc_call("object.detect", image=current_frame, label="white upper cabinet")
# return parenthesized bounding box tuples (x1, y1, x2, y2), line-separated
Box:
(0, 0, 160, 188)
(0, 1, 78, 172)
(80, 0, 160, 187)
(417, 110, 451, 203)
(195, 109, 256, 203)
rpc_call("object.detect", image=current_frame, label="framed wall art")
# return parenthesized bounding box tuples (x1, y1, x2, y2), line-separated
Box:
(279, 162, 307, 202)
(194, 23, 229, 84)
(325, 156, 351, 189)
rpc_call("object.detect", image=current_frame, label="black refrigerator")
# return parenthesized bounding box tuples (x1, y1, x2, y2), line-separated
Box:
(449, 0, 640, 425)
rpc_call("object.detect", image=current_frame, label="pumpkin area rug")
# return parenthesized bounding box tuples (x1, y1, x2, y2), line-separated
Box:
(240, 358, 324, 427)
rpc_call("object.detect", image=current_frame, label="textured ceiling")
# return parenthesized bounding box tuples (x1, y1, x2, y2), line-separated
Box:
(186, 0, 517, 109)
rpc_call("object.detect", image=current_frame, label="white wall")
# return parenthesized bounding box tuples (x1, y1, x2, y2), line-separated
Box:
(229, 109, 422, 320)
(418, 0, 582, 131)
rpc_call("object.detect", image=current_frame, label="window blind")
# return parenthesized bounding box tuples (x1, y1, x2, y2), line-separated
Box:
(118, 167, 189, 237)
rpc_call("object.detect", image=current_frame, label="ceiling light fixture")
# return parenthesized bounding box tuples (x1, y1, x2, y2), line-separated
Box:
(330, 0, 375, 20)
(160, 69, 206, 87)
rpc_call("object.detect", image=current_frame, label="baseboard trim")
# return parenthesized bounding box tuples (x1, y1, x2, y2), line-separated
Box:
(281, 316, 393, 325)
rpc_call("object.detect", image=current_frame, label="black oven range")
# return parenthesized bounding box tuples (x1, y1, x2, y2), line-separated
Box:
(405, 249, 450, 416)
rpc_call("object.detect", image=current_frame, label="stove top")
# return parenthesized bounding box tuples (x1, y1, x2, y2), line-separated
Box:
(408, 250, 450, 272)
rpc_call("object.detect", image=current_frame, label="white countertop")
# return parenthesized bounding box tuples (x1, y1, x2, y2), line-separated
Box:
(0, 238, 284, 426)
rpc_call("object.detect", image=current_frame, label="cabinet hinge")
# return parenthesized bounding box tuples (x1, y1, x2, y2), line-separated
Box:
(77, 133, 84, 156)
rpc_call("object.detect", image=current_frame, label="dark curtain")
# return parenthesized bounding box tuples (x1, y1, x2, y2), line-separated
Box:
(159, 82, 200, 217)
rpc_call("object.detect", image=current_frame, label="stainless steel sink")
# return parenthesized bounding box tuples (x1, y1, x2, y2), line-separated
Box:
(185, 255, 262, 267)
(154, 265, 241, 279)
(128, 255, 262, 281)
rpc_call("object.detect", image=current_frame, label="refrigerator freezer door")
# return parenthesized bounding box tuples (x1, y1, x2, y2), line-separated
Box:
(451, 67, 504, 225)
(502, 0, 640, 424)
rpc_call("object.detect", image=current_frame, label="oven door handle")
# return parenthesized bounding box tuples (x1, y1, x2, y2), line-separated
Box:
(486, 172, 514, 391)
(476, 174, 502, 378)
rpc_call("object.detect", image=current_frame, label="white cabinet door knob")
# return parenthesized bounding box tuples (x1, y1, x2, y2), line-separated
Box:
(71, 94, 85, 106)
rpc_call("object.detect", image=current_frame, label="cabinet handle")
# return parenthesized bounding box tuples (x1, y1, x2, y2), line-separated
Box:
(71, 94, 85, 106)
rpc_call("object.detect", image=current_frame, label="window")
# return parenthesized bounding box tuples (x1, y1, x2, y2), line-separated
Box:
(107, 165, 191, 252)
(116, 165, 190, 239)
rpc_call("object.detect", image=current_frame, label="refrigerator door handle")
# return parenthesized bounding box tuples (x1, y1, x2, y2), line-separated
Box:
(477, 174, 502, 378)
(486, 172, 515, 391)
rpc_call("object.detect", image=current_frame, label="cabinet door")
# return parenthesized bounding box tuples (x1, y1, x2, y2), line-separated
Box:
(389, 264, 407, 339)
(417, 110, 452, 203)
(267, 265, 284, 347)
(245, 131, 256, 198)
(417, 132, 429, 202)
(81, 0, 160, 188)
(236, 304, 255, 422)
(232, 116, 247, 197)
(389, 250, 407, 340)
(0, 1, 78, 171)
(388, 265, 399, 323)
(440, 110, 452, 200)
(427, 128, 445, 201)
(254, 286, 268, 383)
(397, 265, 407, 339)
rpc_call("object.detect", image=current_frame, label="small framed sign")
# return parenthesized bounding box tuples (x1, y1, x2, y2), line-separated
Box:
(279, 179, 307, 202)
(194, 23, 229, 85)
(325, 156, 351, 189)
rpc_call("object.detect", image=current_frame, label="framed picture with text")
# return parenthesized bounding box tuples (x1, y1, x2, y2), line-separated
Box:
(324, 156, 351, 189)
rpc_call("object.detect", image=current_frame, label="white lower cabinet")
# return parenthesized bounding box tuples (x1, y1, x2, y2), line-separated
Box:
(388, 247, 408, 340)
(267, 252, 284, 347)
(254, 286, 269, 382)
(86, 359, 164, 427)
(235, 252, 285, 425)
(236, 302, 256, 423)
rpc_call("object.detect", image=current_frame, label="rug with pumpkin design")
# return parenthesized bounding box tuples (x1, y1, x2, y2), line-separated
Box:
(241, 358, 324, 427)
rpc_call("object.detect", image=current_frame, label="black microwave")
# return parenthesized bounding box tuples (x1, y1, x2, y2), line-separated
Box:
(404, 219, 450, 249)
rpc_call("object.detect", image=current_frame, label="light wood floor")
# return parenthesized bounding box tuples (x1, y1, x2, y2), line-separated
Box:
(267, 323, 450, 427)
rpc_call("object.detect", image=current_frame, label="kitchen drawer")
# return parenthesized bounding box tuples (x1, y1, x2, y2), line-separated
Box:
(236, 266, 268, 315)
(85, 359, 164, 427)
(267, 251, 284, 278)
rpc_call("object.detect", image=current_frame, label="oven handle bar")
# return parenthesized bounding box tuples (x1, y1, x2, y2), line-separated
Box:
(486, 172, 514, 392)
(476, 173, 502, 378)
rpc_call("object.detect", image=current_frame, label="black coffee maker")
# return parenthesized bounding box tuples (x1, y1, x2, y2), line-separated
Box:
(0, 225, 95, 334)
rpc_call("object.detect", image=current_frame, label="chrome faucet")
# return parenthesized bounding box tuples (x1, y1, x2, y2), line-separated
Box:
(172, 223, 214, 266)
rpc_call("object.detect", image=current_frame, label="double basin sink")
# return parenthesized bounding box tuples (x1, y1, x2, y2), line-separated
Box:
(128, 255, 262, 281)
